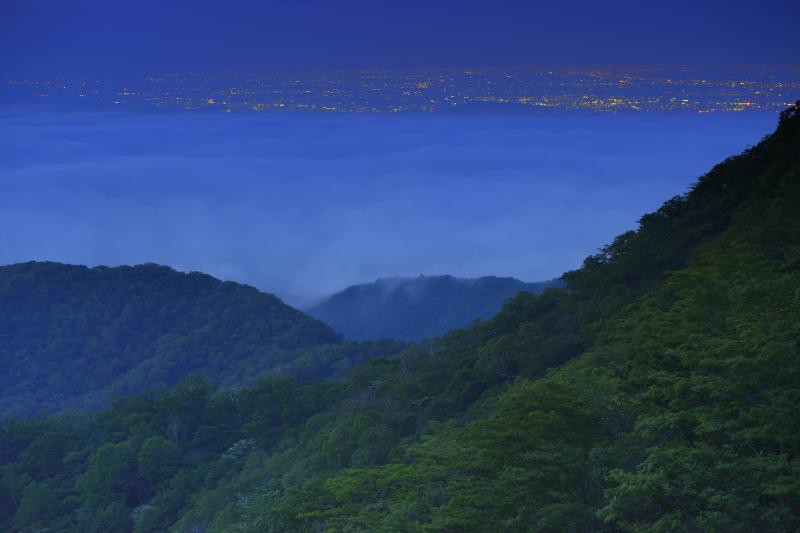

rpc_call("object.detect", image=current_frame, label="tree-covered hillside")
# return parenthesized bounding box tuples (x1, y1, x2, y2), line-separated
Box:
(308, 275, 563, 341)
(1, 103, 798, 532)
(0, 263, 403, 416)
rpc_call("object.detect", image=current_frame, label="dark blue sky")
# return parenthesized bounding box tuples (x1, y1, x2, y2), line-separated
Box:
(2, 0, 799, 76)
(1, 0, 797, 306)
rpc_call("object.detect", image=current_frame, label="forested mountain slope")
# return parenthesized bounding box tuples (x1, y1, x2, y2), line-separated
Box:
(0, 263, 402, 416)
(308, 275, 563, 341)
(1, 103, 798, 532)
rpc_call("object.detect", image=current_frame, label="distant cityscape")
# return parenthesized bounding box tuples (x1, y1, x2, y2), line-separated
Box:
(5, 67, 800, 114)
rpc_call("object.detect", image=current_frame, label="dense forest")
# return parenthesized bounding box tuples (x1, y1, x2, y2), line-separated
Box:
(1, 103, 798, 532)
(308, 275, 563, 341)
(0, 263, 403, 416)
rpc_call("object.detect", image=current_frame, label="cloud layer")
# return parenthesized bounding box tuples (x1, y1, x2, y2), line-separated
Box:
(0, 110, 778, 306)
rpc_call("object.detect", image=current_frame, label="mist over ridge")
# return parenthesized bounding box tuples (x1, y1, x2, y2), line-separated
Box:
(0, 109, 779, 306)
(308, 274, 565, 341)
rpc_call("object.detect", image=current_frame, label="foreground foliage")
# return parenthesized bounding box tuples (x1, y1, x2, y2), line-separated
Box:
(1, 104, 798, 531)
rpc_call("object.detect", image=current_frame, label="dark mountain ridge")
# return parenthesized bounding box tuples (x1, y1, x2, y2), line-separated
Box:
(308, 274, 563, 341)
(0, 262, 402, 416)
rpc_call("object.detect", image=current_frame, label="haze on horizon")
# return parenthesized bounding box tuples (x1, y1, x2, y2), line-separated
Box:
(0, 111, 780, 307)
(1, 0, 798, 307)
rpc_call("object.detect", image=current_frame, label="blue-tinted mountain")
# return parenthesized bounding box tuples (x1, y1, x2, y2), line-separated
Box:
(0, 262, 402, 416)
(308, 275, 564, 341)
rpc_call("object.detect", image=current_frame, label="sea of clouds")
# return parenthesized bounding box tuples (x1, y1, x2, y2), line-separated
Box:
(0, 109, 778, 306)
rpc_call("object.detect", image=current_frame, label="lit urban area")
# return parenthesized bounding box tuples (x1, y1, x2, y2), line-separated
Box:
(6, 67, 800, 114)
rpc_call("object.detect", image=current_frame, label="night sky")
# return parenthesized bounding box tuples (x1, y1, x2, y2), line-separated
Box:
(2, 0, 799, 76)
(1, 0, 798, 305)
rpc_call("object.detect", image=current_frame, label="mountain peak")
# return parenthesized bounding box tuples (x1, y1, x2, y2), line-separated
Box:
(309, 275, 564, 341)
(0, 261, 342, 415)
